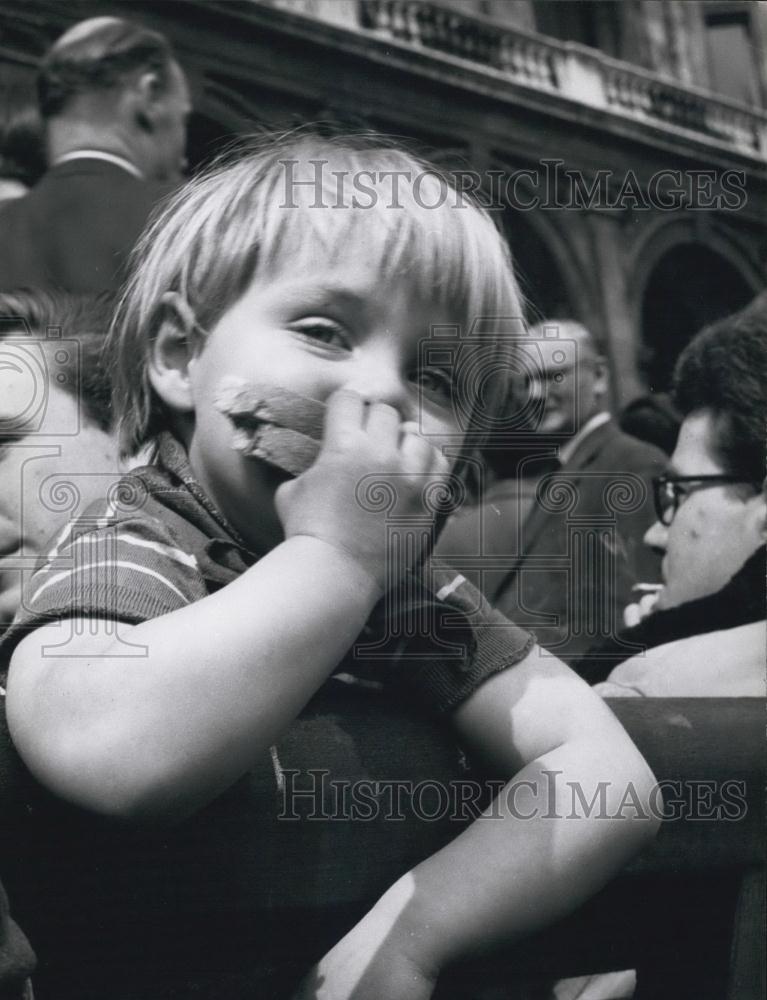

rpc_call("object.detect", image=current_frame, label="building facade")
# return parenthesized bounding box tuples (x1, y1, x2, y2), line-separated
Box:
(1, 0, 765, 400)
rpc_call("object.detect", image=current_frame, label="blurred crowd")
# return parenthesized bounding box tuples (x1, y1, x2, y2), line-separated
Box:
(0, 14, 764, 1000)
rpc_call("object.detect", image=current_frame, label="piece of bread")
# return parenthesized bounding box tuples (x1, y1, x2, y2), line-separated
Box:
(214, 376, 324, 476)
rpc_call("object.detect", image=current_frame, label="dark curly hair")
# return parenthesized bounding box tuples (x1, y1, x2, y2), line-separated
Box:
(673, 291, 767, 484)
(38, 17, 175, 119)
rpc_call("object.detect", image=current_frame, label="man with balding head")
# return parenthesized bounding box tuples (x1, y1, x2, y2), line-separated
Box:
(438, 319, 667, 662)
(0, 17, 190, 293)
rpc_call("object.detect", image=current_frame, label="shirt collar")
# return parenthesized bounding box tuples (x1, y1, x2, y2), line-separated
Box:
(52, 150, 144, 180)
(558, 411, 611, 465)
(149, 436, 496, 674)
(157, 431, 257, 561)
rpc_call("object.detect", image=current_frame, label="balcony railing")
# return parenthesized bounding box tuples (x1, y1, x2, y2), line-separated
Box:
(359, 0, 558, 90)
(356, 0, 767, 158)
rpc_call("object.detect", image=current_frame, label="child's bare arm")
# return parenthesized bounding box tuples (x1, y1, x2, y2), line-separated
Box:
(301, 647, 659, 999)
(6, 538, 379, 820)
(408, 649, 658, 953)
(6, 391, 449, 821)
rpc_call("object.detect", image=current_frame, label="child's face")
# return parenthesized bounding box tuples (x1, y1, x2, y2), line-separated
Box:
(184, 258, 463, 552)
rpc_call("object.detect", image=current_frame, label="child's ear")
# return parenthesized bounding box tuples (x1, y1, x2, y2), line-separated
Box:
(148, 292, 198, 415)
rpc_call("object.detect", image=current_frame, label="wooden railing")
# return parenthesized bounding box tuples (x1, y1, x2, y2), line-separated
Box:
(2, 682, 763, 996)
(356, 0, 767, 157)
(447, 698, 766, 999)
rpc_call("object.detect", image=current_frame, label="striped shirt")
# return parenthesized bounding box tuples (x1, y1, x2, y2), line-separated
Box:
(1, 432, 534, 712)
(0, 432, 536, 997)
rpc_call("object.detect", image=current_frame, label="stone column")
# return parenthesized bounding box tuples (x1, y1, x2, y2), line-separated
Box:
(586, 213, 644, 406)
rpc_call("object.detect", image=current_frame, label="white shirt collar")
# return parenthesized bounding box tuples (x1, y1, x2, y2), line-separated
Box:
(558, 411, 611, 465)
(53, 150, 144, 181)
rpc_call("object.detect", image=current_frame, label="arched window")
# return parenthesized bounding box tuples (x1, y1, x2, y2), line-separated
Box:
(641, 244, 755, 390)
(502, 208, 573, 323)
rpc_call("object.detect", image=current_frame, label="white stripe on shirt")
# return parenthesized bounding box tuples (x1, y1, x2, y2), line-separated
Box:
(30, 560, 189, 605)
(436, 575, 467, 602)
(118, 533, 198, 569)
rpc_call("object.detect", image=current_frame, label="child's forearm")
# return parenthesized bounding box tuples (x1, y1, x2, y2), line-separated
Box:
(304, 736, 658, 996)
(372, 736, 658, 973)
(309, 657, 659, 994)
(7, 536, 381, 821)
(395, 660, 660, 972)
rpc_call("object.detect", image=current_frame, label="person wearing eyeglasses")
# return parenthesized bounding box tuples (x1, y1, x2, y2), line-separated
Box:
(436, 319, 667, 663)
(582, 293, 766, 698)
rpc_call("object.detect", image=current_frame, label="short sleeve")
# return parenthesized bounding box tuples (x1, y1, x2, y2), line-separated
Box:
(356, 560, 535, 715)
(0, 509, 208, 683)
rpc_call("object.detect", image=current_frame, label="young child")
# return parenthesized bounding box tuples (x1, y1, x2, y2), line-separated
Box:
(2, 133, 658, 1000)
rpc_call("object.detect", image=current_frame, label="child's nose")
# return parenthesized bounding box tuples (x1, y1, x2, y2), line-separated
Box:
(341, 364, 411, 419)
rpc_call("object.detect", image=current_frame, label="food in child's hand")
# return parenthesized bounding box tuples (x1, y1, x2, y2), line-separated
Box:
(215, 376, 324, 476)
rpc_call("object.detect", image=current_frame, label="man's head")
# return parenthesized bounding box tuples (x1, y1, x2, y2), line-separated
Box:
(645, 293, 767, 610)
(523, 320, 608, 435)
(0, 290, 120, 627)
(38, 16, 191, 183)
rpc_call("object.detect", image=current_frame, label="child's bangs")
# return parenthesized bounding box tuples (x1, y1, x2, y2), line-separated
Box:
(258, 152, 518, 330)
(238, 143, 525, 438)
(112, 133, 525, 454)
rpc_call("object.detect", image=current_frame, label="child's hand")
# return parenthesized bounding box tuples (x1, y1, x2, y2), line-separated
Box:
(276, 389, 450, 593)
(292, 936, 437, 1000)
(291, 873, 442, 1000)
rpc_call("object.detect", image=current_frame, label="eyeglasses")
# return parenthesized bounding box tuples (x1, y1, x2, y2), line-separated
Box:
(524, 359, 599, 388)
(652, 474, 760, 526)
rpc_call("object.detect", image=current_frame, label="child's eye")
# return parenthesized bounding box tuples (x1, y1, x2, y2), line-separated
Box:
(411, 368, 454, 403)
(290, 318, 350, 350)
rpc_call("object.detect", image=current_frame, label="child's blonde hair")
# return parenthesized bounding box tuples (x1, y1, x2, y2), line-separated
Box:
(108, 129, 526, 456)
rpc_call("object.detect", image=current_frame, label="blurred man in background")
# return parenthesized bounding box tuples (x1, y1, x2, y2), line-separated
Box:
(438, 320, 666, 662)
(0, 16, 190, 293)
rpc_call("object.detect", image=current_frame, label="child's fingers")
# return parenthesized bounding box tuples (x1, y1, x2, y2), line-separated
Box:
(365, 401, 401, 443)
(399, 422, 450, 474)
(323, 389, 366, 446)
(399, 424, 439, 473)
(398, 420, 420, 442)
(399, 431, 433, 476)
